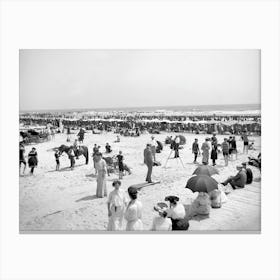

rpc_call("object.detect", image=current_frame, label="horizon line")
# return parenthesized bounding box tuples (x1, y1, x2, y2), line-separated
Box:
(19, 103, 261, 113)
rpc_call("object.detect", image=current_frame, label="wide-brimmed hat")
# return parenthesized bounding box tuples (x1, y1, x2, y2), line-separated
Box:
(154, 202, 168, 212)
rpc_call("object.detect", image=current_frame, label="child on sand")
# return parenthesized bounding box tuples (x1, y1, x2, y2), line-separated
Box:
(54, 149, 61, 171)
(107, 180, 128, 231)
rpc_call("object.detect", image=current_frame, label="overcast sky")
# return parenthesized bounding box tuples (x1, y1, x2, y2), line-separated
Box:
(19, 49, 260, 111)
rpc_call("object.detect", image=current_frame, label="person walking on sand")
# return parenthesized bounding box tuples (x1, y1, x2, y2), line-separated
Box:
(241, 131, 249, 154)
(125, 186, 143, 231)
(231, 136, 237, 160)
(144, 144, 154, 183)
(150, 136, 157, 161)
(107, 180, 128, 231)
(201, 138, 210, 165)
(192, 138, 200, 163)
(68, 147, 75, 170)
(210, 144, 218, 166)
(174, 136, 180, 158)
(19, 142, 27, 174)
(95, 152, 107, 198)
(28, 147, 38, 175)
(54, 149, 61, 171)
(221, 138, 230, 166)
(116, 151, 124, 179)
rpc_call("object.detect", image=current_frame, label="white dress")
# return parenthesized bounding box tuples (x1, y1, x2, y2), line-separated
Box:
(107, 189, 128, 231)
(166, 203, 186, 220)
(125, 200, 143, 231)
(96, 159, 107, 198)
(151, 216, 172, 231)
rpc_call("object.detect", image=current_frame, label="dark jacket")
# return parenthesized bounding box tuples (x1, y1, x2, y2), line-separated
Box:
(211, 148, 218, 160)
(144, 147, 153, 166)
(245, 168, 253, 184)
(232, 170, 247, 188)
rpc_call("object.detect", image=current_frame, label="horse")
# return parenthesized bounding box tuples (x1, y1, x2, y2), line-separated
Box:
(57, 144, 89, 165)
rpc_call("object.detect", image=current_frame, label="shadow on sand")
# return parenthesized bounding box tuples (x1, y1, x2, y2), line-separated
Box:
(76, 195, 99, 202)
(47, 164, 85, 173)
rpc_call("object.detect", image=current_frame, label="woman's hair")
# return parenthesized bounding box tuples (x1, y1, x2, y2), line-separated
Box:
(112, 180, 121, 187)
(160, 210, 168, 218)
(129, 192, 137, 200)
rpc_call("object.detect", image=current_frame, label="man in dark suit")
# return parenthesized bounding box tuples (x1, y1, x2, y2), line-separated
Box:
(221, 165, 247, 189)
(242, 162, 253, 184)
(144, 144, 154, 183)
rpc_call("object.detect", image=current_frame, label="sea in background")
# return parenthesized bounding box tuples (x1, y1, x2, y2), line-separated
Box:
(20, 103, 261, 115)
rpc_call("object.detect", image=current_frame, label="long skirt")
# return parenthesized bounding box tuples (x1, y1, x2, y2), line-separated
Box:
(171, 218, 189, 230)
(96, 172, 107, 198)
(28, 156, 38, 168)
(126, 219, 143, 231)
(107, 207, 125, 231)
(202, 151, 209, 164)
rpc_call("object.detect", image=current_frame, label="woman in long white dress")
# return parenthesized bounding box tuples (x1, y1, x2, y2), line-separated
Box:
(107, 180, 128, 231)
(125, 186, 143, 231)
(201, 138, 210, 165)
(95, 153, 107, 198)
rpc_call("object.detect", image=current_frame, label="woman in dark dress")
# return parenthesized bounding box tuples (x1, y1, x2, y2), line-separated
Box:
(116, 151, 124, 179)
(210, 144, 218, 166)
(28, 147, 38, 175)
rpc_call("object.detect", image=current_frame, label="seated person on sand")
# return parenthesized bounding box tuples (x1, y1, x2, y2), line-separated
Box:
(221, 165, 247, 189)
(248, 153, 261, 170)
(151, 202, 172, 231)
(105, 143, 112, 153)
(242, 162, 253, 184)
(191, 192, 211, 216)
(209, 189, 222, 209)
(164, 196, 189, 231)
(114, 135, 120, 143)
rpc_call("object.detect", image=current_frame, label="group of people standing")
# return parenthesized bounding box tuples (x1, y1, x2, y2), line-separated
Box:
(19, 143, 39, 175)
(107, 180, 189, 231)
(192, 133, 242, 166)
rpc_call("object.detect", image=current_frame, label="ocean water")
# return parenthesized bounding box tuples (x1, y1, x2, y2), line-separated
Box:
(93, 104, 260, 113)
(20, 103, 261, 115)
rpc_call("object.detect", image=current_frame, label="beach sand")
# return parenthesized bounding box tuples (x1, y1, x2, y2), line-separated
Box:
(19, 131, 261, 232)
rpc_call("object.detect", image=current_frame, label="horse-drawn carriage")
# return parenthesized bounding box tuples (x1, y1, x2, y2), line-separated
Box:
(103, 156, 132, 176)
(20, 129, 50, 144)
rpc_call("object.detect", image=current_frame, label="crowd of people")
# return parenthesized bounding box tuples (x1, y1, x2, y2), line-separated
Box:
(20, 110, 261, 136)
(19, 123, 261, 231)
